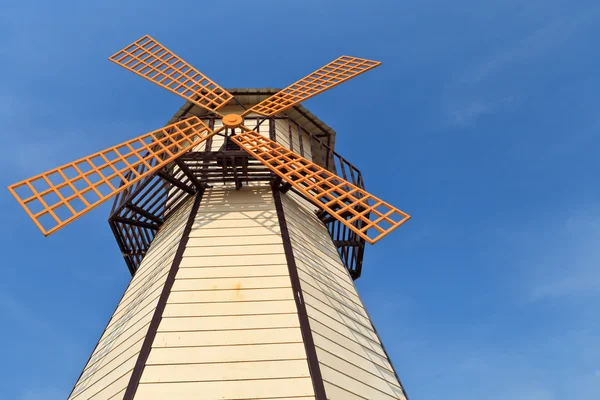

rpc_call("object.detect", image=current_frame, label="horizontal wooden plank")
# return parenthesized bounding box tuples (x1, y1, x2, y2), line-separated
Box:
(168, 287, 294, 303)
(140, 359, 311, 383)
(158, 313, 301, 332)
(70, 352, 137, 400)
(287, 224, 340, 251)
(146, 342, 308, 365)
(285, 214, 331, 240)
(300, 279, 370, 322)
(201, 189, 273, 204)
(316, 346, 402, 395)
(323, 382, 367, 400)
(298, 268, 363, 308)
(109, 276, 165, 326)
(290, 235, 337, 258)
(306, 304, 381, 347)
(286, 224, 345, 261)
(183, 243, 284, 257)
(191, 140, 207, 152)
(153, 327, 303, 348)
(303, 290, 372, 331)
(287, 192, 320, 213)
(134, 377, 314, 399)
(193, 210, 279, 220)
(180, 253, 287, 268)
(188, 225, 281, 238)
(117, 241, 178, 304)
(172, 276, 291, 292)
(305, 299, 379, 343)
(198, 197, 273, 207)
(106, 388, 125, 400)
(289, 230, 342, 260)
(276, 136, 291, 147)
(191, 217, 280, 230)
(72, 371, 131, 400)
(296, 256, 358, 299)
(186, 234, 283, 247)
(310, 319, 389, 362)
(190, 203, 276, 214)
(132, 234, 180, 272)
(162, 299, 297, 318)
(321, 364, 403, 400)
(88, 314, 151, 361)
(79, 331, 146, 381)
(102, 293, 160, 338)
(112, 278, 168, 324)
(115, 273, 168, 320)
(176, 265, 289, 279)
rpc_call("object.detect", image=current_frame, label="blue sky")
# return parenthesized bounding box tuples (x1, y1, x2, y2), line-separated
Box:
(1, 0, 599, 399)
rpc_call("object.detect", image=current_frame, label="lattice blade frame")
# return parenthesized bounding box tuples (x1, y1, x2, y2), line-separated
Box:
(231, 131, 409, 244)
(110, 35, 233, 114)
(9, 117, 214, 236)
(241, 56, 381, 117)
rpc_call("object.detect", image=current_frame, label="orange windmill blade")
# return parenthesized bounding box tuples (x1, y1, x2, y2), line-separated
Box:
(8, 117, 216, 236)
(110, 35, 234, 115)
(231, 130, 410, 244)
(240, 56, 381, 118)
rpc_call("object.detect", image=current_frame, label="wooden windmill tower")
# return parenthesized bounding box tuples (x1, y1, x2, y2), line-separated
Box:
(9, 36, 411, 400)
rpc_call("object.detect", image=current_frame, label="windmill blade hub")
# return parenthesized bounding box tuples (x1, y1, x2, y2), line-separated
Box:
(222, 113, 243, 128)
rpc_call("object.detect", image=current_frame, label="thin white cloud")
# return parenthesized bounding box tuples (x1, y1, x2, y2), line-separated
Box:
(0, 87, 148, 180)
(0, 289, 55, 333)
(447, 100, 491, 127)
(408, 330, 600, 400)
(530, 273, 600, 301)
(445, 96, 515, 127)
(460, 6, 600, 85)
(441, 4, 600, 129)
(529, 212, 600, 301)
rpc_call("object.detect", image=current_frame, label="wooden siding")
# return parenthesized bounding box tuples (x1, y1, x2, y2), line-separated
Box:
(134, 186, 315, 400)
(282, 191, 407, 400)
(275, 118, 313, 161)
(67, 198, 194, 400)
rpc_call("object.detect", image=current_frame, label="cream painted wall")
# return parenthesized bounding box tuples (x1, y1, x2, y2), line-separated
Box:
(274, 118, 313, 161)
(71, 166, 400, 399)
(282, 191, 407, 400)
(133, 186, 315, 400)
(67, 198, 194, 400)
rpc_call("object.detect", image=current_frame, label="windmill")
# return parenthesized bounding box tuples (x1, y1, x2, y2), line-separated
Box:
(9, 35, 411, 400)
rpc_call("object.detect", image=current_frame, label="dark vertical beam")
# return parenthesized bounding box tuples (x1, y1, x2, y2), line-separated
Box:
(288, 117, 294, 151)
(123, 190, 204, 400)
(206, 117, 215, 152)
(272, 189, 327, 400)
(200, 117, 215, 184)
(108, 220, 136, 276)
(297, 122, 305, 158)
(252, 116, 269, 132)
(269, 117, 276, 141)
(232, 156, 242, 190)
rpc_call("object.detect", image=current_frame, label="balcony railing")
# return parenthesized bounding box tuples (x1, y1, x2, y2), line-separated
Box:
(109, 115, 366, 279)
